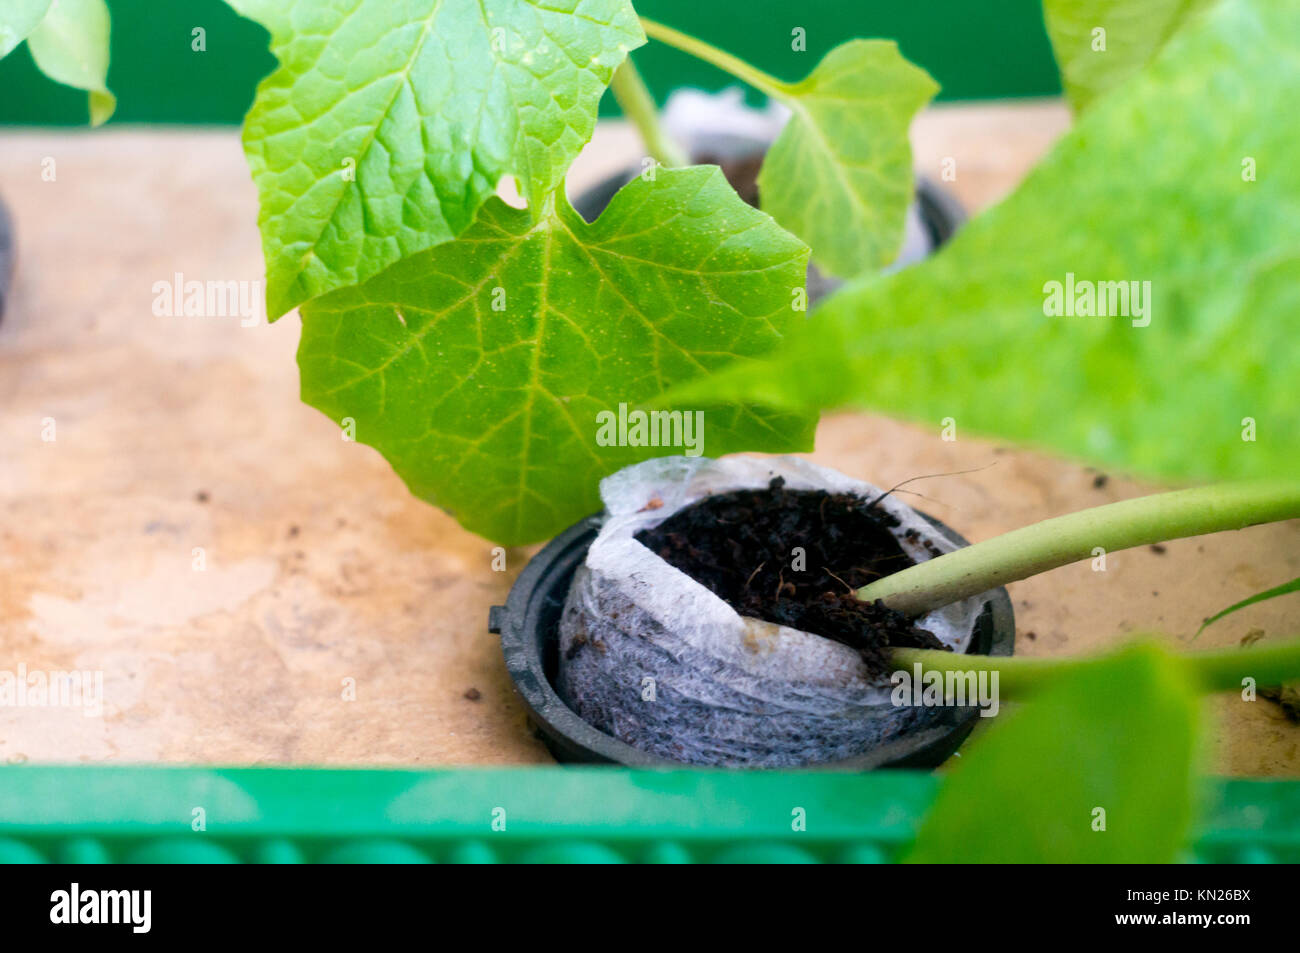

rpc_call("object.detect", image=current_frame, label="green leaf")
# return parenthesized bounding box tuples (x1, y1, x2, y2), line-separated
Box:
(759, 40, 937, 279)
(905, 643, 1199, 863)
(227, 0, 644, 319)
(1043, 0, 1217, 111)
(666, 0, 1299, 484)
(22, 0, 115, 125)
(1196, 575, 1300, 639)
(298, 166, 816, 544)
(0, 0, 51, 60)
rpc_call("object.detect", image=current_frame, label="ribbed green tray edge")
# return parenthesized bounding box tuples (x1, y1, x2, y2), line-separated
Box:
(0, 766, 1294, 862)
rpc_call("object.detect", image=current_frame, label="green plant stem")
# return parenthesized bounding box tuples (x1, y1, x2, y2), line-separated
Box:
(894, 636, 1300, 697)
(639, 16, 791, 100)
(858, 480, 1300, 616)
(608, 56, 688, 168)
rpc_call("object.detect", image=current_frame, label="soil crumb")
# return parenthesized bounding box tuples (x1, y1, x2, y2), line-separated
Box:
(635, 477, 949, 677)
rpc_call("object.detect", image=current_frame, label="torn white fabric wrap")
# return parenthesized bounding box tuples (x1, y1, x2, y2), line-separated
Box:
(557, 456, 988, 767)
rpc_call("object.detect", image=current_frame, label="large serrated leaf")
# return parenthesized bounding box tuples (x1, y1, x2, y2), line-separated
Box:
(905, 643, 1199, 863)
(1043, 0, 1216, 111)
(759, 40, 936, 279)
(666, 0, 1299, 484)
(298, 166, 816, 544)
(228, 0, 644, 319)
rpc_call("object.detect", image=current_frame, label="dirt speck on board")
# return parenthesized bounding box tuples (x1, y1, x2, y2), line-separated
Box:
(636, 477, 949, 677)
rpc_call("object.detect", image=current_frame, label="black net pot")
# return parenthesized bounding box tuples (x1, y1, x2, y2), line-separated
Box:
(489, 511, 1014, 770)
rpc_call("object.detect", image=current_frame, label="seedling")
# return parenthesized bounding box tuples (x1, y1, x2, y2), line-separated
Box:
(9, 0, 1292, 861)
(214, 0, 1300, 860)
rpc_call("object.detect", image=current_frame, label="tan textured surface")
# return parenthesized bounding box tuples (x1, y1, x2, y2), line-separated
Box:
(0, 102, 1296, 773)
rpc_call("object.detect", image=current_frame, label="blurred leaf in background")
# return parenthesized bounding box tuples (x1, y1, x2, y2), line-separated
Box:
(0, 1, 52, 59)
(667, 0, 1298, 485)
(1, 0, 115, 125)
(1043, 0, 1216, 111)
(756, 39, 936, 279)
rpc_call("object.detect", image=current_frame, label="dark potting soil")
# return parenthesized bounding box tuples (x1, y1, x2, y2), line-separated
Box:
(635, 478, 950, 678)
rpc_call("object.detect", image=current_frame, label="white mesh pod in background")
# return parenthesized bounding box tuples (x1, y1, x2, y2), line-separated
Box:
(556, 456, 990, 767)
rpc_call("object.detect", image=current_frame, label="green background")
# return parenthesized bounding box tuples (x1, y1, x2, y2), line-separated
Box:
(0, 0, 1062, 126)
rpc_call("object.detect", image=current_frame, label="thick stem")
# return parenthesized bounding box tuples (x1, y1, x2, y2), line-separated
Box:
(859, 480, 1300, 616)
(608, 56, 688, 168)
(893, 636, 1300, 697)
(1178, 637, 1300, 692)
(639, 16, 791, 101)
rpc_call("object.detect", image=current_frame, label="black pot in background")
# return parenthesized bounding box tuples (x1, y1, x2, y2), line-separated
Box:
(570, 150, 965, 305)
(0, 198, 13, 322)
(490, 512, 1014, 770)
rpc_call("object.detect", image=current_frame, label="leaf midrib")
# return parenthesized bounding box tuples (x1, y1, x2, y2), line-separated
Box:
(289, 1, 447, 303)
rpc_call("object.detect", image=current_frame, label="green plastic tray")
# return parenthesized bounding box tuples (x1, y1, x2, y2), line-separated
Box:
(0, 766, 1296, 863)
